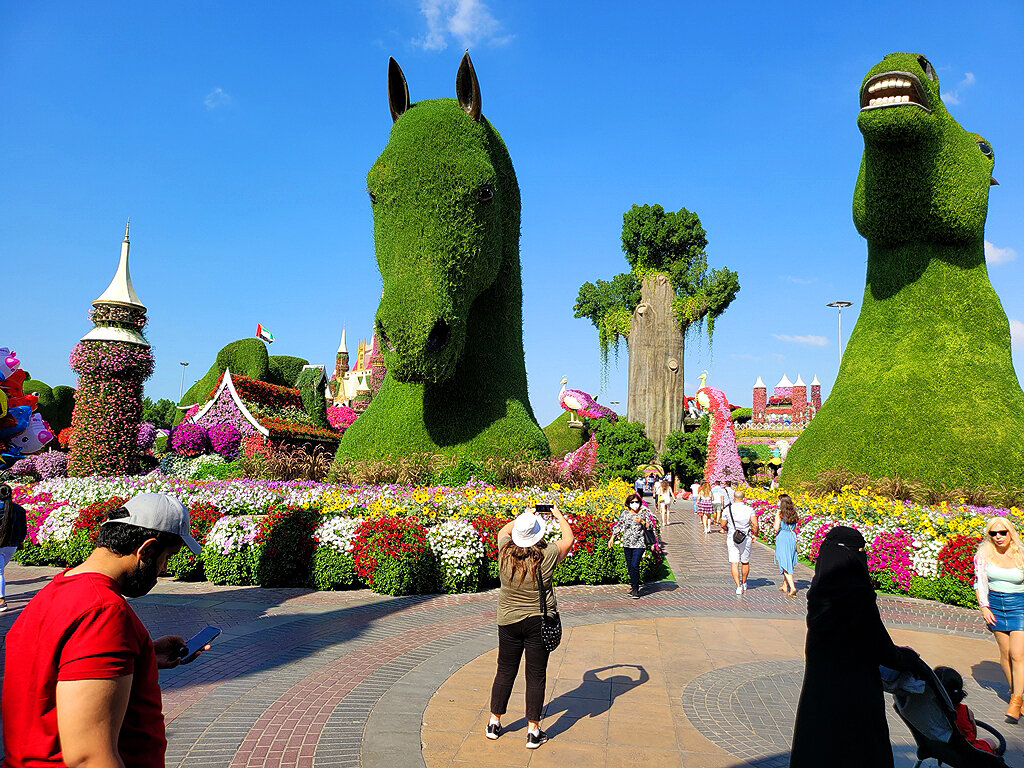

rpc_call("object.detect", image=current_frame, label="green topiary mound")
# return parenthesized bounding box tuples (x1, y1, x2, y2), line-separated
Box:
(544, 412, 590, 458)
(784, 52, 1024, 492)
(337, 54, 548, 462)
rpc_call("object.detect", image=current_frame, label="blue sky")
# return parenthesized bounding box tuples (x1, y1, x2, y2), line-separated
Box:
(3, 1, 1022, 428)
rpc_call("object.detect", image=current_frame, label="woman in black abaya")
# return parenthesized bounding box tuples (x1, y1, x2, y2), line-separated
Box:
(790, 526, 917, 767)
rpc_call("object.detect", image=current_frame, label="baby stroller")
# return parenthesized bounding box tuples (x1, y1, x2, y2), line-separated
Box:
(887, 652, 1010, 767)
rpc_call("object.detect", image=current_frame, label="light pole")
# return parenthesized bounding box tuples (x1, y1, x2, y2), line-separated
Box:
(178, 361, 189, 401)
(826, 301, 852, 370)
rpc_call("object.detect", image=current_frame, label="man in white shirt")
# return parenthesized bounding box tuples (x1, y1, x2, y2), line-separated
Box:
(690, 481, 700, 499)
(711, 482, 726, 523)
(720, 488, 759, 594)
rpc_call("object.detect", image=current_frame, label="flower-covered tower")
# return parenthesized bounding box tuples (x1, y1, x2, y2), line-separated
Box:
(68, 223, 154, 476)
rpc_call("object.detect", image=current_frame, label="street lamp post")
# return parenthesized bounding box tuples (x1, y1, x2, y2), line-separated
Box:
(178, 361, 189, 401)
(826, 301, 853, 370)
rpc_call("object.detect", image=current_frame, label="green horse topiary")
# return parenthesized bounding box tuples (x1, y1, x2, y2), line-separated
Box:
(337, 54, 548, 462)
(784, 52, 1024, 492)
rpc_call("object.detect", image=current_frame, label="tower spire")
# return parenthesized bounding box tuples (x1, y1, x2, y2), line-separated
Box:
(124, 217, 130, 241)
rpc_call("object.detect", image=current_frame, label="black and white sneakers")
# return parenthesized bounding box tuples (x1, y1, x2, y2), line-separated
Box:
(486, 720, 502, 740)
(525, 729, 548, 749)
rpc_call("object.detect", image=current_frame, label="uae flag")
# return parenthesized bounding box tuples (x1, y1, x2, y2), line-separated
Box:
(256, 324, 274, 343)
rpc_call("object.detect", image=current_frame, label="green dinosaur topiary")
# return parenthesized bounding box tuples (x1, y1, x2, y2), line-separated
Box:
(783, 52, 1024, 492)
(337, 54, 548, 462)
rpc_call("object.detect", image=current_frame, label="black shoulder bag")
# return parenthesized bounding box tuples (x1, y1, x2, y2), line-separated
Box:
(537, 564, 562, 652)
(728, 506, 747, 545)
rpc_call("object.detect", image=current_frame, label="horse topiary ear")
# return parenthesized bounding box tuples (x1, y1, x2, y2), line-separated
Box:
(388, 57, 410, 123)
(456, 51, 481, 121)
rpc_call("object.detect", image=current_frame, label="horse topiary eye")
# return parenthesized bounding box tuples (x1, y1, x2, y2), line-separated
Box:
(977, 141, 993, 159)
(367, 188, 377, 204)
(917, 55, 936, 82)
(478, 184, 494, 202)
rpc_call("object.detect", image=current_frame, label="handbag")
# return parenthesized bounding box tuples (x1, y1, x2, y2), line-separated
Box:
(728, 506, 747, 545)
(536, 564, 562, 652)
(643, 525, 657, 548)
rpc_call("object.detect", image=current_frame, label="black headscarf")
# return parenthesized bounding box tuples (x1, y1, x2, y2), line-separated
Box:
(807, 525, 875, 617)
(0, 483, 27, 549)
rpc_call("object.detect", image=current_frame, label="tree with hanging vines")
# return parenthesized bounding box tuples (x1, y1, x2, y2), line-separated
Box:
(574, 204, 740, 453)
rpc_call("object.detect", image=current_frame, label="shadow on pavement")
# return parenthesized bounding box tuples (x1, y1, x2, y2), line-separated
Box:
(974, 660, 1010, 702)
(543, 664, 649, 738)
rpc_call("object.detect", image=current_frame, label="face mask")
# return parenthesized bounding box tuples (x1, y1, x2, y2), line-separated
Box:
(629, 503, 641, 510)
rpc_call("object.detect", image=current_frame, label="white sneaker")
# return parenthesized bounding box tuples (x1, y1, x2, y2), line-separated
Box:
(736, 586, 744, 595)
(741, 583, 748, 592)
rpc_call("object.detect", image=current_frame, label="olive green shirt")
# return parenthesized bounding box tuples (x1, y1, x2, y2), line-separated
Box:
(496, 535, 559, 626)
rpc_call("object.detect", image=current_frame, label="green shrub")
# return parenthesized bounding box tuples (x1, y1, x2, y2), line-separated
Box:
(14, 541, 67, 566)
(154, 435, 169, 453)
(311, 547, 359, 591)
(193, 460, 244, 481)
(26, 380, 77, 434)
(255, 505, 319, 588)
(731, 408, 752, 424)
(431, 456, 496, 487)
(594, 419, 656, 482)
(353, 517, 435, 596)
(660, 415, 709, 486)
(203, 549, 259, 586)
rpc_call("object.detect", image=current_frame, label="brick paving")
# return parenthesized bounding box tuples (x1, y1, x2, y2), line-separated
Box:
(0, 498, 1018, 767)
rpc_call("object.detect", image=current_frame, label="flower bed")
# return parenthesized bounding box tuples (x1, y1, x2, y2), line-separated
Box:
(747, 488, 1018, 607)
(7, 477, 663, 595)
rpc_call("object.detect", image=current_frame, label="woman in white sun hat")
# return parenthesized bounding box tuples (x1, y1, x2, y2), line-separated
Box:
(487, 504, 574, 750)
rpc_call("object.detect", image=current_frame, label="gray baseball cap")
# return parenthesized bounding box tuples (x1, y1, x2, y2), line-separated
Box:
(103, 492, 202, 554)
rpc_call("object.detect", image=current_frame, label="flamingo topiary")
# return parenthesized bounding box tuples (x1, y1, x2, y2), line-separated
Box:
(558, 377, 618, 424)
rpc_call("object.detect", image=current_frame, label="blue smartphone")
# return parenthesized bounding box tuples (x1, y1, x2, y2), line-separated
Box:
(183, 626, 220, 658)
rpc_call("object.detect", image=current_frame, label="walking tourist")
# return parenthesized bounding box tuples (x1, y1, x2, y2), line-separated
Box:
(695, 482, 715, 534)
(656, 480, 673, 528)
(0, 483, 27, 612)
(720, 488, 758, 594)
(690, 480, 700, 499)
(773, 493, 799, 597)
(608, 493, 655, 599)
(488, 504, 574, 749)
(974, 516, 1024, 720)
(790, 525, 917, 767)
(2, 492, 209, 768)
(711, 480, 726, 523)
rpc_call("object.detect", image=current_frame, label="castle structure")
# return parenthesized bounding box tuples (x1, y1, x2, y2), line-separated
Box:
(751, 374, 821, 426)
(328, 328, 376, 410)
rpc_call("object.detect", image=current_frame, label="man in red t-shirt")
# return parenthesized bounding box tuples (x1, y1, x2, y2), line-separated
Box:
(3, 493, 206, 768)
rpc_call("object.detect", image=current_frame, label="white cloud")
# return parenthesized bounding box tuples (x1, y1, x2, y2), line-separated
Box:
(773, 333, 828, 347)
(784, 275, 816, 285)
(204, 87, 232, 110)
(986, 240, 1017, 265)
(941, 71, 975, 105)
(414, 0, 509, 51)
(1011, 319, 1024, 349)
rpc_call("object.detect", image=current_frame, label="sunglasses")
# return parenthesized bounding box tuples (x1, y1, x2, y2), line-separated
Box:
(990, 530, 1011, 538)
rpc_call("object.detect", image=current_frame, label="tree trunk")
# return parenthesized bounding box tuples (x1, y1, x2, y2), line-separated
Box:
(627, 274, 685, 455)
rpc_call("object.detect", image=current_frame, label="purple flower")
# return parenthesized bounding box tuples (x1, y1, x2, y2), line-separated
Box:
(36, 451, 69, 480)
(137, 422, 158, 451)
(172, 423, 208, 457)
(208, 423, 242, 458)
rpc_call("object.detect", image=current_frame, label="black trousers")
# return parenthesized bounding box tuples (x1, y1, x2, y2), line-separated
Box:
(624, 546, 644, 592)
(489, 615, 549, 722)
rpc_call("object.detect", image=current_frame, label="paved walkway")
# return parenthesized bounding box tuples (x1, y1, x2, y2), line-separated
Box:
(0, 500, 1018, 767)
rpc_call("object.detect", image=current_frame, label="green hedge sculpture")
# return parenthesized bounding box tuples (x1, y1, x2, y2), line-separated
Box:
(783, 52, 1024, 492)
(337, 54, 548, 462)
